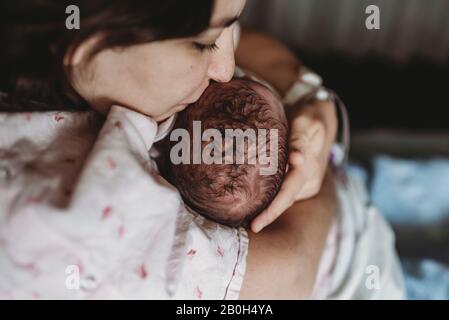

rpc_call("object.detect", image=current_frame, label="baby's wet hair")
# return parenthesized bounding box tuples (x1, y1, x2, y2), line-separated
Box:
(162, 78, 288, 228)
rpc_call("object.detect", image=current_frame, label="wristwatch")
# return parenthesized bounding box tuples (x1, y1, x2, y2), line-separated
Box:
(283, 68, 350, 168)
(282, 68, 330, 106)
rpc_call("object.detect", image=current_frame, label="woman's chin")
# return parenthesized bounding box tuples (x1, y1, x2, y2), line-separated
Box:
(172, 103, 189, 114)
(155, 103, 188, 122)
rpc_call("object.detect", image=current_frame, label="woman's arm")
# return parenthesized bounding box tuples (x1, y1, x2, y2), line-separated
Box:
(235, 27, 338, 233)
(235, 27, 300, 96)
(239, 169, 337, 299)
(235, 28, 338, 298)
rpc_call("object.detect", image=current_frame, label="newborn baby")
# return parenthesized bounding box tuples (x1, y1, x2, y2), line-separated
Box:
(157, 77, 288, 228)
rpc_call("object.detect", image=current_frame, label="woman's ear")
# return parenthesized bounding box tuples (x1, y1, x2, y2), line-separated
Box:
(63, 35, 101, 66)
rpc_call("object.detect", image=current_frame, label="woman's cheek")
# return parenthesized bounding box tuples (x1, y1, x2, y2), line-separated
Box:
(191, 50, 211, 75)
(193, 55, 212, 85)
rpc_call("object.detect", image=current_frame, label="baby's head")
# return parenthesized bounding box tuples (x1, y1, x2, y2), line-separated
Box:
(159, 77, 288, 228)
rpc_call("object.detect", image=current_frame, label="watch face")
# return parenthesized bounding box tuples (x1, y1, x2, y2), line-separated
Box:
(316, 88, 330, 101)
(283, 82, 314, 106)
(301, 72, 323, 87)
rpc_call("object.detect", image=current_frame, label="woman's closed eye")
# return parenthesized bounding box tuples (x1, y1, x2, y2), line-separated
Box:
(193, 42, 219, 53)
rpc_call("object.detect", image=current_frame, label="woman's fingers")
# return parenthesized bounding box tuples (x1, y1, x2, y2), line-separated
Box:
(288, 117, 327, 200)
(251, 100, 335, 233)
(294, 155, 323, 201)
(251, 147, 324, 233)
(251, 151, 306, 233)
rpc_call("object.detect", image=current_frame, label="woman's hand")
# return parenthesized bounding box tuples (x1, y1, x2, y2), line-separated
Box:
(251, 98, 337, 233)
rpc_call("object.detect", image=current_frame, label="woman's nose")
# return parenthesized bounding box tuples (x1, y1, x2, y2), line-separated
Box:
(207, 28, 235, 83)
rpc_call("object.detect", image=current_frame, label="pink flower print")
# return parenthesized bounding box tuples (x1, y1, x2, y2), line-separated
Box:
(101, 206, 112, 220)
(20, 262, 35, 271)
(216, 245, 224, 257)
(54, 112, 65, 122)
(118, 225, 125, 238)
(27, 196, 42, 204)
(106, 156, 117, 170)
(137, 264, 148, 279)
(114, 121, 123, 130)
(195, 286, 203, 299)
(26, 187, 51, 204)
(187, 249, 196, 257)
(18, 261, 40, 277)
(26, 187, 49, 204)
(24, 113, 32, 121)
(77, 259, 84, 274)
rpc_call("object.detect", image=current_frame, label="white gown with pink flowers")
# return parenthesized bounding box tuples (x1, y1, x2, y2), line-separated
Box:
(0, 105, 248, 299)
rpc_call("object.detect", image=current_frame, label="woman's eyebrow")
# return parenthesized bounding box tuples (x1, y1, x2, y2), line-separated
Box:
(210, 16, 239, 29)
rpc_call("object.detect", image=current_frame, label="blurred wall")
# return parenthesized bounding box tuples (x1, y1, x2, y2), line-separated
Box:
(241, 0, 449, 64)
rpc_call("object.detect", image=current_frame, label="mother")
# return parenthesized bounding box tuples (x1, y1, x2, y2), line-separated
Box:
(0, 0, 337, 299)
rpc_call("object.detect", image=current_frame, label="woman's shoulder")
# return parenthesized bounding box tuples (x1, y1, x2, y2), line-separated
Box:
(0, 109, 101, 148)
(0, 109, 102, 200)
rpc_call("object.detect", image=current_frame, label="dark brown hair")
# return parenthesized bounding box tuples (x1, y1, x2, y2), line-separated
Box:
(158, 78, 288, 228)
(0, 0, 214, 111)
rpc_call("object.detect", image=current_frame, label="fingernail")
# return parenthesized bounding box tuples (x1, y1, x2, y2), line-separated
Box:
(253, 222, 265, 233)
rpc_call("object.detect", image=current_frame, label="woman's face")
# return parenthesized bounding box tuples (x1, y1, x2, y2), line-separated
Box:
(69, 0, 246, 121)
